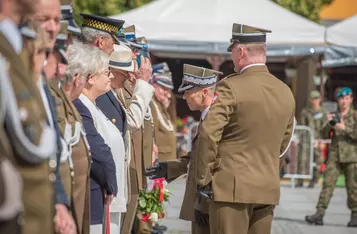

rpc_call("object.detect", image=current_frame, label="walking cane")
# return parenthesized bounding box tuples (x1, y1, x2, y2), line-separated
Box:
(102, 196, 111, 234)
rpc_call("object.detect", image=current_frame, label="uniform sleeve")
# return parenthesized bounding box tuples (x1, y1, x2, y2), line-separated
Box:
(54, 170, 70, 207)
(73, 99, 118, 196)
(279, 114, 296, 169)
(166, 156, 190, 181)
(340, 112, 357, 140)
(196, 80, 236, 187)
(125, 80, 155, 130)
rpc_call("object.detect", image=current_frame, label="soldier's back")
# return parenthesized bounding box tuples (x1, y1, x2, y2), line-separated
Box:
(210, 65, 294, 205)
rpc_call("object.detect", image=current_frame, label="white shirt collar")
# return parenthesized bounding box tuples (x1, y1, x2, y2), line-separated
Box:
(0, 18, 22, 54)
(240, 63, 265, 74)
(201, 106, 210, 120)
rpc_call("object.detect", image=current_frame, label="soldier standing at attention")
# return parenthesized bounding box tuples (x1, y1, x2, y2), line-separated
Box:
(147, 64, 221, 234)
(305, 87, 357, 227)
(297, 90, 328, 188)
(195, 23, 296, 234)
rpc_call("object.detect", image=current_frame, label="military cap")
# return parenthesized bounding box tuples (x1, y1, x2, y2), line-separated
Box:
(123, 25, 142, 49)
(310, 90, 321, 99)
(54, 22, 69, 64)
(178, 64, 222, 93)
(19, 24, 37, 40)
(337, 87, 353, 98)
(227, 23, 272, 52)
(152, 62, 170, 75)
(109, 44, 134, 72)
(80, 13, 124, 44)
(151, 62, 173, 89)
(61, 0, 81, 35)
(136, 37, 148, 45)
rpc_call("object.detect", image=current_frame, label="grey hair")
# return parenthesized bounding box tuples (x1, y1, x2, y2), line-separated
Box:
(81, 27, 111, 44)
(63, 40, 109, 85)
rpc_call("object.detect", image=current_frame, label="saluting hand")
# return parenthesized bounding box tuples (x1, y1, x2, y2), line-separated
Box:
(135, 56, 152, 82)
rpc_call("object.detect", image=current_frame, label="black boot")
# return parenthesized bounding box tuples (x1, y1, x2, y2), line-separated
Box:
(296, 179, 303, 188)
(307, 180, 315, 188)
(151, 224, 168, 234)
(305, 213, 324, 225)
(347, 213, 357, 227)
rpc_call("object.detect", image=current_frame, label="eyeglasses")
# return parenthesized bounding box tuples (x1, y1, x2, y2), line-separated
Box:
(87, 69, 112, 80)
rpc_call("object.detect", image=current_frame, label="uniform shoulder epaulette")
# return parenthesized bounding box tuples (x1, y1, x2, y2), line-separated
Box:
(220, 73, 239, 82)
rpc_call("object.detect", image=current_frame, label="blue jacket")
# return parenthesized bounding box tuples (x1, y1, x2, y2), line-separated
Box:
(73, 98, 117, 224)
(96, 91, 127, 138)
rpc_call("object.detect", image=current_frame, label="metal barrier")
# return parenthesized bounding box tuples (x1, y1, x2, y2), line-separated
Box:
(282, 125, 315, 188)
(176, 121, 200, 154)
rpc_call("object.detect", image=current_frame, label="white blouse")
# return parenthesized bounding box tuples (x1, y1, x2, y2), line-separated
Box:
(78, 93, 127, 213)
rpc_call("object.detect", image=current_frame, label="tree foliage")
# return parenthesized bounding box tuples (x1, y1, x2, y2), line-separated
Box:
(272, 0, 334, 23)
(73, 0, 153, 25)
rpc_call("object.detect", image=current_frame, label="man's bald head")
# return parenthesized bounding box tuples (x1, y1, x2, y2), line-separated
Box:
(33, 0, 61, 49)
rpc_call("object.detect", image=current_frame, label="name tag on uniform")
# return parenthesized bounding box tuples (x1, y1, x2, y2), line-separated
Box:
(314, 112, 323, 119)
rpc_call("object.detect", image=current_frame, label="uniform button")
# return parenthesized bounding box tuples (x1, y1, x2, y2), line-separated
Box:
(49, 173, 56, 182)
(49, 160, 57, 168)
(200, 175, 204, 179)
(70, 171, 75, 177)
(112, 119, 116, 124)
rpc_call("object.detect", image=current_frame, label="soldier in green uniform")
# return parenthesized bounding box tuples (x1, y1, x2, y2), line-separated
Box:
(305, 87, 357, 227)
(297, 90, 328, 188)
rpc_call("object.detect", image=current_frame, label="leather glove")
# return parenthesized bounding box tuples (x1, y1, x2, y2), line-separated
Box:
(145, 162, 168, 179)
(194, 209, 209, 227)
(197, 184, 213, 203)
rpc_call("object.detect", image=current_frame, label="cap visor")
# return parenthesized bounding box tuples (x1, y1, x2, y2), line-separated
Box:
(67, 20, 81, 35)
(227, 42, 234, 52)
(178, 83, 194, 93)
(58, 49, 68, 64)
(156, 80, 174, 90)
(128, 40, 143, 49)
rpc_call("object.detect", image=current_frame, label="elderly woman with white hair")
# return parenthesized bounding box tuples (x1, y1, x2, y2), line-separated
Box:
(72, 43, 125, 233)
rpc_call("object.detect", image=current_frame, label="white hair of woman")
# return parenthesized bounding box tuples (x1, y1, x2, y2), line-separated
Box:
(62, 40, 109, 101)
(80, 27, 112, 44)
(72, 41, 126, 233)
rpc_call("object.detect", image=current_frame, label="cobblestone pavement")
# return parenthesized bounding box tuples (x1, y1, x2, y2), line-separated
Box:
(160, 177, 356, 234)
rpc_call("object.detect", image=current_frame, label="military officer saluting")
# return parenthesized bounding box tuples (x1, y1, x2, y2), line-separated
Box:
(195, 23, 296, 234)
(151, 65, 177, 162)
(305, 87, 357, 227)
(147, 64, 221, 234)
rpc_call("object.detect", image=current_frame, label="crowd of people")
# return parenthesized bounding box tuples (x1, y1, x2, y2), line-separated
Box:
(0, 0, 179, 233)
(1, 0, 356, 234)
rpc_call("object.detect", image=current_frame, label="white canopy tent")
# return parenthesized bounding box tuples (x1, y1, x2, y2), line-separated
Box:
(111, 0, 326, 58)
(323, 14, 357, 67)
(326, 14, 357, 47)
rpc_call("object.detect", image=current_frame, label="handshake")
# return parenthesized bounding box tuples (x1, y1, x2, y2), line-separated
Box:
(145, 162, 168, 179)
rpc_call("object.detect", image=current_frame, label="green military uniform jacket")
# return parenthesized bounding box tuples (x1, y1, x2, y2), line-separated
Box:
(0, 33, 54, 234)
(196, 65, 295, 205)
(300, 106, 328, 139)
(322, 108, 357, 163)
(151, 98, 177, 162)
